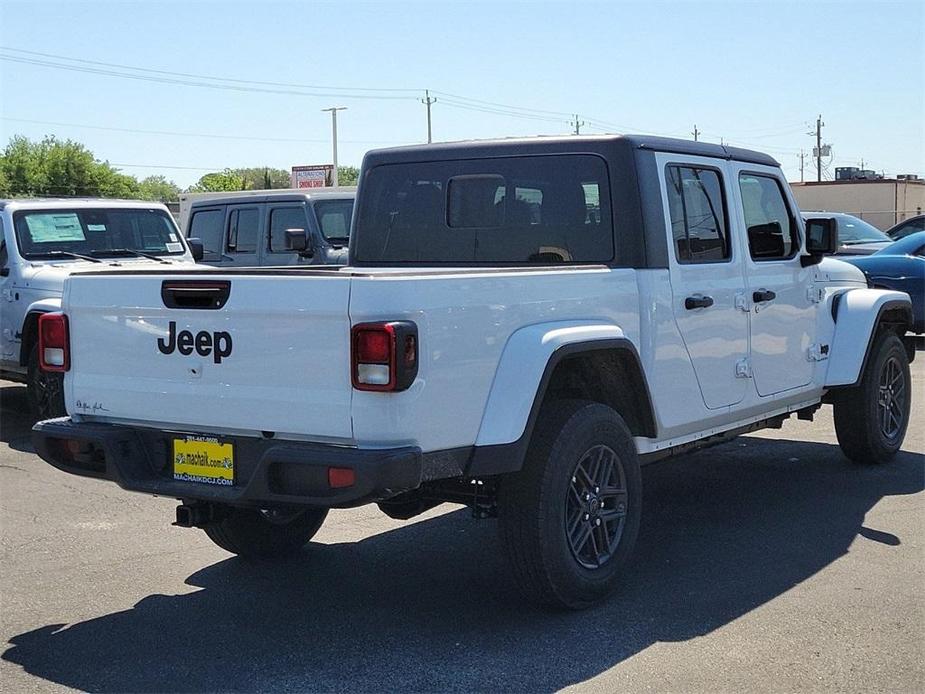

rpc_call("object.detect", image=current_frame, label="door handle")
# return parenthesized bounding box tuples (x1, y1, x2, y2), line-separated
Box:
(753, 289, 777, 303)
(685, 295, 714, 310)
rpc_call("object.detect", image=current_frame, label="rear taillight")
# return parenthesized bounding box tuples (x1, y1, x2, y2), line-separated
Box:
(38, 313, 69, 372)
(351, 321, 418, 392)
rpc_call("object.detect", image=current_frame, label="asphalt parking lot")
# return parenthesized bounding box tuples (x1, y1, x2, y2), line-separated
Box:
(0, 363, 922, 693)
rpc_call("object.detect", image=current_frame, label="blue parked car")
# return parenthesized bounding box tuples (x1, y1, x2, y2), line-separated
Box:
(842, 231, 925, 333)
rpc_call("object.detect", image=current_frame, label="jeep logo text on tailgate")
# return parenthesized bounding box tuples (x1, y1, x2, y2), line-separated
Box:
(157, 321, 232, 363)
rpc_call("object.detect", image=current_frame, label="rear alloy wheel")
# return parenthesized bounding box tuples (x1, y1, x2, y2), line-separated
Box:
(566, 444, 629, 570)
(498, 399, 642, 609)
(834, 332, 911, 464)
(27, 344, 66, 420)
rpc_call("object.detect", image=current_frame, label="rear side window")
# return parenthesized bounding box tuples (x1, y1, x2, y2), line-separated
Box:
(227, 208, 259, 254)
(189, 209, 224, 260)
(665, 165, 729, 263)
(353, 154, 613, 264)
(314, 199, 354, 242)
(739, 174, 799, 260)
(269, 207, 307, 252)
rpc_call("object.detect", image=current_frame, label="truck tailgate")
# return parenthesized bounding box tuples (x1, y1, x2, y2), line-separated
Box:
(63, 273, 353, 441)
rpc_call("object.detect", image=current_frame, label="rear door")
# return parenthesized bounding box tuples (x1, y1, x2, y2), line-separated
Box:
(731, 165, 816, 395)
(657, 153, 750, 409)
(64, 272, 354, 440)
(224, 205, 262, 267)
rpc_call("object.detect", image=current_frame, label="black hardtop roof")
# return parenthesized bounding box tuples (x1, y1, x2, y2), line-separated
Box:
(362, 134, 779, 167)
(188, 189, 355, 209)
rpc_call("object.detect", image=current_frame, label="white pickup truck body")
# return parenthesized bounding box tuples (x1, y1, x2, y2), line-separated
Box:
(33, 136, 914, 607)
(52, 258, 892, 456)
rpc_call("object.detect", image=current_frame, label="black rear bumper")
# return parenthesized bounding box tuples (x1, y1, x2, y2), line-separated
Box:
(32, 418, 423, 509)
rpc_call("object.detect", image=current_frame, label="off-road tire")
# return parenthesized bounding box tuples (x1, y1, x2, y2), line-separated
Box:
(834, 331, 911, 464)
(497, 399, 642, 609)
(204, 507, 328, 559)
(27, 344, 66, 420)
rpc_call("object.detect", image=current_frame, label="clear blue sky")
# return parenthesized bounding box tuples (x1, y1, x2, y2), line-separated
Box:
(1, 0, 922, 188)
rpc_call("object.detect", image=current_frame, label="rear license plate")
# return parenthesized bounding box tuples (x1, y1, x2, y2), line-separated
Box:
(173, 435, 234, 486)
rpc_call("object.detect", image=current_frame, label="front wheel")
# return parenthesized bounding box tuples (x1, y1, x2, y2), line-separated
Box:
(27, 344, 66, 419)
(204, 506, 328, 559)
(497, 400, 642, 609)
(834, 331, 911, 464)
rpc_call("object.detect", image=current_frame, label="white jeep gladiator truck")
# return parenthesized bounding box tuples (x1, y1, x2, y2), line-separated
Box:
(32, 136, 914, 608)
(0, 199, 202, 417)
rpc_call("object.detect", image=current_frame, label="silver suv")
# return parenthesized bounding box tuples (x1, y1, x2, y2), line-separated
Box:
(182, 188, 355, 267)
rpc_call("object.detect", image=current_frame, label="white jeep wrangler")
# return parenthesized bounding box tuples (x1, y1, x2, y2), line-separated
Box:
(0, 199, 201, 417)
(32, 136, 913, 608)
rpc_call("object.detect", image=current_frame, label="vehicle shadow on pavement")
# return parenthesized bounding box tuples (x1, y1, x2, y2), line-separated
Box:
(0, 383, 35, 453)
(3, 435, 922, 692)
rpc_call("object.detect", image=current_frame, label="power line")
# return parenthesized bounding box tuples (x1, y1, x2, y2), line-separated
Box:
(2, 44, 846, 157)
(0, 54, 417, 101)
(0, 46, 421, 94)
(0, 45, 646, 133)
(428, 90, 575, 118)
(0, 116, 407, 145)
(438, 98, 567, 125)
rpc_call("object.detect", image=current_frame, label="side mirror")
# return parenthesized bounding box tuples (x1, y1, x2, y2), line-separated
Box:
(187, 237, 204, 262)
(802, 218, 838, 266)
(285, 228, 313, 257)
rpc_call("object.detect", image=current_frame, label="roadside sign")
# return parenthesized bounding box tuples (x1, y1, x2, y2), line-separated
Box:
(291, 165, 334, 188)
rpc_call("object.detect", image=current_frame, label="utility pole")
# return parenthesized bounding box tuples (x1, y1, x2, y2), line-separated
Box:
(421, 90, 437, 144)
(809, 114, 825, 182)
(799, 149, 806, 183)
(691, 124, 700, 142)
(571, 114, 585, 135)
(322, 106, 347, 186)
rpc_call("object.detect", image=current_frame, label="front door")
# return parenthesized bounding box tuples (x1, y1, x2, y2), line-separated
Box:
(659, 154, 749, 410)
(732, 165, 816, 396)
(266, 204, 311, 266)
(0, 238, 18, 368)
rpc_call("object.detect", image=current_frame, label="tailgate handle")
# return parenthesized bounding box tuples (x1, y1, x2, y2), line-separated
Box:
(161, 281, 231, 310)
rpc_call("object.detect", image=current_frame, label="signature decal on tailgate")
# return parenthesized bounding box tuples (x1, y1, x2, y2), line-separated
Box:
(157, 321, 233, 363)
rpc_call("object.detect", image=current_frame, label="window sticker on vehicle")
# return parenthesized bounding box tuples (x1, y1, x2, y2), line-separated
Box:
(24, 213, 86, 242)
(165, 242, 183, 252)
(169, 233, 178, 242)
(87, 224, 107, 232)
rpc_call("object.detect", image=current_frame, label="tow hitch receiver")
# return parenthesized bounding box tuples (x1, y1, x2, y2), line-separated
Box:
(174, 502, 225, 528)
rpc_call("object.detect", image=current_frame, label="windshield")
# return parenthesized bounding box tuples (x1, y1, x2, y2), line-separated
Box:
(313, 199, 354, 244)
(833, 216, 891, 245)
(13, 208, 186, 259)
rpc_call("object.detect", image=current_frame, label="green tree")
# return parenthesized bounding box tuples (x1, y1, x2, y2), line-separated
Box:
(137, 175, 181, 202)
(187, 169, 244, 192)
(0, 135, 140, 198)
(237, 166, 290, 189)
(187, 166, 291, 193)
(337, 166, 360, 186)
